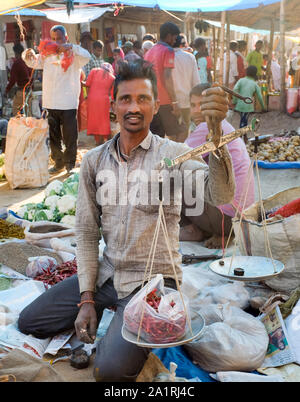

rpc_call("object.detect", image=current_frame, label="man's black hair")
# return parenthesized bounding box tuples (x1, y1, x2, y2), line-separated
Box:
(143, 33, 155, 42)
(13, 42, 24, 55)
(190, 83, 211, 99)
(246, 65, 258, 79)
(50, 25, 67, 37)
(133, 40, 142, 50)
(194, 37, 208, 58)
(173, 34, 186, 49)
(159, 22, 180, 41)
(93, 40, 104, 49)
(238, 40, 247, 50)
(113, 59, 158, 100)
(193, 37, 206, 50)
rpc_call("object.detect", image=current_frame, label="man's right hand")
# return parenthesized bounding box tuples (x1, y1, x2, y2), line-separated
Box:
(74, 297, 97, 344)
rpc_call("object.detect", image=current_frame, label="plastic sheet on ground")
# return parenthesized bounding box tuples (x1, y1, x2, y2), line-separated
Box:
(153, 346, 215, 383)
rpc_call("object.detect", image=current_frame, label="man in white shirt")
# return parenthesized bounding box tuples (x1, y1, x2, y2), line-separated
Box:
(223, 41, 239, 89)
(172, 34, 200, 141)
(23, 25, 90, 174)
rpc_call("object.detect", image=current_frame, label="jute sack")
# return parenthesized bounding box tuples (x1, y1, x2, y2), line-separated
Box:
(4, 115, 49, 189)
(232, 187, 300, 294)
(24, 221, 75, 249)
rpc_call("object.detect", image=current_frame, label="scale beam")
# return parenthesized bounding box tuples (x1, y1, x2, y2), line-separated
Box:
(163, 119, 260, 169)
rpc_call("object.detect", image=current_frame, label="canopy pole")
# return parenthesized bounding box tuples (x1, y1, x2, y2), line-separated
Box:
(225, 13, 231, 87)
(212, 25, 216, 81)
(266, 18, 275, 89)
(280, 0, 286, 112)
(219, 11, 226, 85)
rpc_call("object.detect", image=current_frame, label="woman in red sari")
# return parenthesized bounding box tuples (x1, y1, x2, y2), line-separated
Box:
(85, 63, 115, 146)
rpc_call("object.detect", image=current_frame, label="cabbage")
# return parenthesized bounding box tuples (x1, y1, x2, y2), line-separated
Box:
(64, 173, 79, 184)
(57, 195, 76, 215)
(44, 195, 60, 211)
(34, 209, 54, 221)
(62, 181, 79, 197)
(60, 215, 76, 227)
(17, 203, 38, 221)
(45, 180, 64, 197)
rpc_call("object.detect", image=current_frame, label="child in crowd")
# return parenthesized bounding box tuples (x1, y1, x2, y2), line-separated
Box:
(233, 65, 265, 131)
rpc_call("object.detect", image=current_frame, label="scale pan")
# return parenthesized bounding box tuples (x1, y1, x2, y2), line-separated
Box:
(121, 310, 205, 349)
(209, 255, 284, 282)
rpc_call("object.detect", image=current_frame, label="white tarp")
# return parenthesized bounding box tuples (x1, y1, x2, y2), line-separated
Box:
(43, 7, 112, 24)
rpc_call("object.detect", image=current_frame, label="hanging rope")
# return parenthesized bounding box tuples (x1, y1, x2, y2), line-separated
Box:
(137, 180, 193, 343)
(222, 131, 277, 275)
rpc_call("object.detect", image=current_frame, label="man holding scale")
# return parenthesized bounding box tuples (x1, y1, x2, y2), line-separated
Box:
(18, 60, 235, 381)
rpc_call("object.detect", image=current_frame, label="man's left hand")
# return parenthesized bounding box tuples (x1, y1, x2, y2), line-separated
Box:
(200, 86, 228, 122)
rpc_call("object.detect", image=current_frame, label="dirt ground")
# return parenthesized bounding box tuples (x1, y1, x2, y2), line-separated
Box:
(228, 110, 300, 136)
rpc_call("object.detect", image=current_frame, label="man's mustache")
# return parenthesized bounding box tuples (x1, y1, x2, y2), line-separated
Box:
(124, 113, 144, 120)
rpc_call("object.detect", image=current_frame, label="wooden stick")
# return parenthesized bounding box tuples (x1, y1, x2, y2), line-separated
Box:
(212, 25, 216, 81)
(225, 13, 231, 87)
(219, 11, 226, 86)
(280, 0, 286, 112)
(266, 18, 275, 89)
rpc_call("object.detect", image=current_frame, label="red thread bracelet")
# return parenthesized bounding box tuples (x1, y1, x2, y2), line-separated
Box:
(77, 300, 95, 308)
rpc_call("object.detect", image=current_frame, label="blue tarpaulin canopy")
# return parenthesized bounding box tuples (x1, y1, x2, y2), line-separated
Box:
(78, 0, 280, 13)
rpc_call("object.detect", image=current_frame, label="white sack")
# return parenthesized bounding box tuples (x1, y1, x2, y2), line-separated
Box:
(184, 304, 269, 373)
(4, 115, 49, 189)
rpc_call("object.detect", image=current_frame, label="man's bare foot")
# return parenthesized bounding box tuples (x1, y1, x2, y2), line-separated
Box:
(205, 234, 228, 249)
(179, 224, 204, 242)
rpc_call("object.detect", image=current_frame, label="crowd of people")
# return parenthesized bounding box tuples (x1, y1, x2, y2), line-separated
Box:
(3, 23, 284, 154)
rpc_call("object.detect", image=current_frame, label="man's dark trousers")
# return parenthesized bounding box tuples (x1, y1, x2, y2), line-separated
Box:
(47, 109, 78, 170)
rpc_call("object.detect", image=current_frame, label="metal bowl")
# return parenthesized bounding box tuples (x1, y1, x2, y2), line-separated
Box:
(121, 310, 205, 349)
(209, 255, 284, 282)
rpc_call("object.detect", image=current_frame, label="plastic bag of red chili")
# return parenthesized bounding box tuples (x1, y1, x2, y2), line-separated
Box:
(123, 274, 190, 344)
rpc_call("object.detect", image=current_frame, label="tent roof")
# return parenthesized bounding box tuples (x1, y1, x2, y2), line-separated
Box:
(0, 1, 45, 14)
(200, 0, 300, 32)
(78, 0, 280, 13)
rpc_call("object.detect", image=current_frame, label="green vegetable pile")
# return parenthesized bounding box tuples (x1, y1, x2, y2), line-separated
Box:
(15, 173, 79, 227)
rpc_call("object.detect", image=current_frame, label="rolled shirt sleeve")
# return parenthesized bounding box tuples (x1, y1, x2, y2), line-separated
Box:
(75, 154, 102, 294)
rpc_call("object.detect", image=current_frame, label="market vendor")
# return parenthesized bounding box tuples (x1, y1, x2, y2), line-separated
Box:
(18, 60, 235, 382)
(22, 25, 91, 175)
(180, 83, 255, 249)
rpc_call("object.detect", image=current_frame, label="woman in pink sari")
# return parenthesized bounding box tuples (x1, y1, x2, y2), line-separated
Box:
(112, 47, 125, 74)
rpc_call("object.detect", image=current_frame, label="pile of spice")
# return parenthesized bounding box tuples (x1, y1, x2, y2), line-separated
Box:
(124, 288, 186, 344)
(0, 242, 63, 276)
(0, 219, 25, 240)
(34, 258, 77, 286)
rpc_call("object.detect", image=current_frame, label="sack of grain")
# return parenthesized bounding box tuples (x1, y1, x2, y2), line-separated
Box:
(232, 186, 300, 294)
(24, 221, 75, 248)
